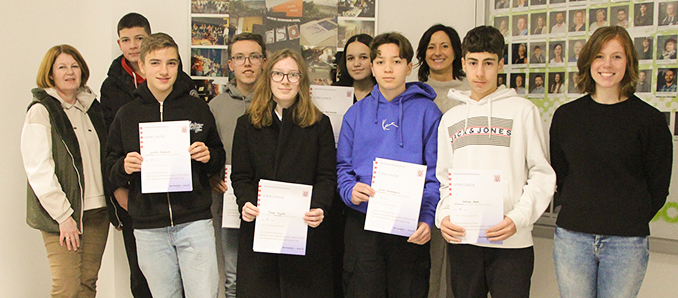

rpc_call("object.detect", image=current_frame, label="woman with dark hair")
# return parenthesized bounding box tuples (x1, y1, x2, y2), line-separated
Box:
(232, 49, 336, 297)
(549, 73, 564, 93)
(415, 23, 468, 298)
(416, 24, 469, 113)
(550, 43, 564, 63)
(21, 44, 109, 297)
(550, 26, 672, 298)
(335, 34, 376, 102)
(662, 38, 677, 59)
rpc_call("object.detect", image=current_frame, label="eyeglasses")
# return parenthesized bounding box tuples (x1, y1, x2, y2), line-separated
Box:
(230, 54, 263, 66)
(271, 71, 302, 83)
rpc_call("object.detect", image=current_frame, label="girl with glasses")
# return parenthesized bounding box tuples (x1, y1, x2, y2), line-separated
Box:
(231, 48, 336, 297)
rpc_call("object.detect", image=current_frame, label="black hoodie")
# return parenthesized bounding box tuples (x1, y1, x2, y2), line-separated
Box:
(105, 79, 225, 229)
(101, 55, 197, 227)
(101, 55, 196, 130)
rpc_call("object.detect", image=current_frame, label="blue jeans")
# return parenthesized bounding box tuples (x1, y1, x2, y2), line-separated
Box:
(553, 226, 649, 298)
(135, 219, 219, 298)
(220, 227, 239, 298)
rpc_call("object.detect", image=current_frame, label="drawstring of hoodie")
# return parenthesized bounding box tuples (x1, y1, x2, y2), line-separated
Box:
(399, 97, 404, 147)
(463, 93, 494, 139)
(487, 96, 492, 139)
(373, 98, 380, 125)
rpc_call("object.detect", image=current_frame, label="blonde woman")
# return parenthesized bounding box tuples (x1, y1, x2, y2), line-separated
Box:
(21, 45, 109, 297)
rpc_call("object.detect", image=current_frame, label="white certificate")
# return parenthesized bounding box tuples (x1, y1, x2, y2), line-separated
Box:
(222, 165, 240, 229)
(448, 169, 504, 244)
(253, 179, 312, 255)
(310, 85, 354, 144)
(139, 121, 192, 193)
(364, 158, 426, 237)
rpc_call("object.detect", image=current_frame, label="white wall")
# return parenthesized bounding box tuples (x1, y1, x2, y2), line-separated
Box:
(1, 1, 675, 297)
(0, 1, 188, 297)
(377, 0, 482, 81)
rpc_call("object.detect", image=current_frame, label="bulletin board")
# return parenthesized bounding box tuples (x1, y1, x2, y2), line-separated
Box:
(189, 0, 378, 101)
(488, 0, 678, 241)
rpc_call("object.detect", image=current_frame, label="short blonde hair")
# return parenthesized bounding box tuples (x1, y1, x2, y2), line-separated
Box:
(140, 32, 180, 62)
(248, 49, 320, 128)
(36, 45, 89, 89)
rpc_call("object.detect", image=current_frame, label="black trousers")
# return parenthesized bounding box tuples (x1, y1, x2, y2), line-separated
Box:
(120, 213, 153, 298)
(343, 209, 430, 298)
(447, 244, 534, 298)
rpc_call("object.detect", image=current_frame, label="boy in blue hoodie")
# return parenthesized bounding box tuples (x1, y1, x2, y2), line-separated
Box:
(336, 32, 442, 298)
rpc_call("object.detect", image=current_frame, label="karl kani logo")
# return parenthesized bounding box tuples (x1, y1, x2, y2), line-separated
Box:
(190, 121, 204, 133)
(382, 119, 398, 131)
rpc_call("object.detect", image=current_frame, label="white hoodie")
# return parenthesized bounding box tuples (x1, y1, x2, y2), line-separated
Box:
(434, 86, 556, 248)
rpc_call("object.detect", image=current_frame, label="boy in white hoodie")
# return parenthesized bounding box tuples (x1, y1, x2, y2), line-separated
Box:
(435, 26, 556, 297)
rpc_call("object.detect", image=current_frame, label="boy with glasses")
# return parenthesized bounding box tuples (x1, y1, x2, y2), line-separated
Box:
(208, 32, 267, 298)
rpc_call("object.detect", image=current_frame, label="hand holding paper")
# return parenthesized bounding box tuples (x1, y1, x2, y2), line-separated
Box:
(242, 202, 259, 222)
(440, 216, 466, 243)
(485, 216, 516, 241)
(351, 182, 374, 205)
(124, 152, 143, 174)
(303, 208, 324, 228)
(407, 222, 431, 245)
(210, 174, 227, 193)
(189, 141, 210, 163)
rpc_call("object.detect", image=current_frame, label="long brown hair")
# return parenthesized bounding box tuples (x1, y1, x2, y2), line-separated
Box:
(248, 49, 321, 128)
(576, 26, 638, 98)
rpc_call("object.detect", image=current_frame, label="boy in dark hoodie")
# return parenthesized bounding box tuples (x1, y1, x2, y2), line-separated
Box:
(336, 32, 442, 297)
(105, 33, 224, 297)
(100, 13, 197, 298)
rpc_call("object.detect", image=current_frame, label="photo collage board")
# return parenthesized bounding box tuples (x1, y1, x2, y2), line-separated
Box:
(490, 0, 678, 239)
(190, 0, 377, 101)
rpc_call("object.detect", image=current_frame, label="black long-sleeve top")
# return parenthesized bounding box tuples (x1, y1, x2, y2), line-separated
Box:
(549, 95, 672, 236)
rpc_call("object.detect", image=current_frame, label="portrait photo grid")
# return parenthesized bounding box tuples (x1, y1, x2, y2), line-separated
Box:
(491, 0, 678, 234)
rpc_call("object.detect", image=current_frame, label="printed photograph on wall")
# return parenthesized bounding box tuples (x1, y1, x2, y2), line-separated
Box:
(193, 78, 229, 101)
(192, 0, 230, 14)
(635, 36, 655, 60)
(192, 17, 230, 46)
(634, 2, 654, 27)
(191, 0, 378, 86)
(337, 18, 375, 48)
(338, 0, 375, 17)
(191, 48, 228, 77)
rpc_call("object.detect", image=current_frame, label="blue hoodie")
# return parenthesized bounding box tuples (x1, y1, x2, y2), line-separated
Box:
(336, 82, 442, 228)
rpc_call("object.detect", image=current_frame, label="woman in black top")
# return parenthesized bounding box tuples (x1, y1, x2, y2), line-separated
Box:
(550, 26, 672, 298)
